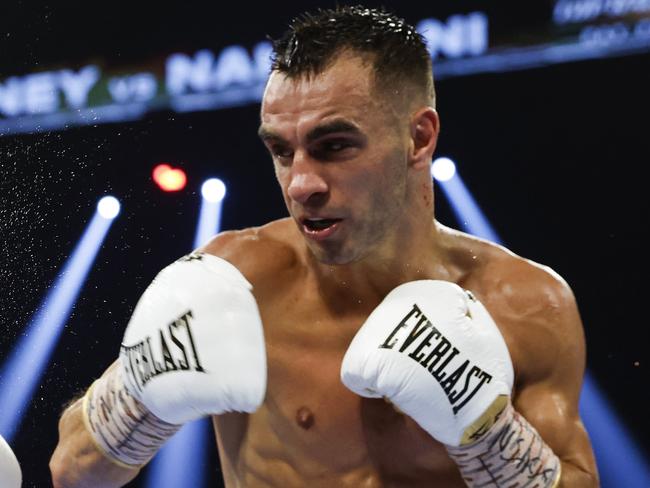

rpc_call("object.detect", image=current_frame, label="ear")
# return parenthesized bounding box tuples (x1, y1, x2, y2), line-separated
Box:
(409, 107, 440, 170)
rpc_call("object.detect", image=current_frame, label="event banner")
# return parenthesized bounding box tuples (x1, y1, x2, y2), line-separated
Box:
(2, 1, 649, 135)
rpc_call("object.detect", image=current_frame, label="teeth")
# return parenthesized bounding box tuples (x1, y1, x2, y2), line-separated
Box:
(303, 218, 338, 231)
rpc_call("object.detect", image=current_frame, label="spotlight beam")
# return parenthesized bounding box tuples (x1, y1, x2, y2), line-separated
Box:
(580, 374, 650, 486)
(433, 168, 501, 243)
(434, 159, 650, 486)
(194, 178, 227, 249)
(0, 199, 120, 441)
(145, 178, 227, 488)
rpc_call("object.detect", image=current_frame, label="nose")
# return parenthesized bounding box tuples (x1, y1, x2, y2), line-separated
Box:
(286, 154, 329, 205)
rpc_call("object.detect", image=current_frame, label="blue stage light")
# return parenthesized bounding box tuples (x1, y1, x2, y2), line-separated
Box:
(434, 164, 650, 487)
(194, 178, 227, 249)
(580, 374, 650, 487)
(144, 179, 228, 488)
(97, 195, 121, 219)
(0, 197, 120, 441)
(433, 161, 501, 243)
(201, 178, 227, 203)
(144, 419, 212, 488)
(432, 157, 457, 182)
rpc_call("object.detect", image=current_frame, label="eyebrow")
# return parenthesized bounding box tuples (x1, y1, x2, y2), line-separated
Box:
(257, 125, 283, 143)
(305, 120, 363, 144)
(257, 119, 363, 145)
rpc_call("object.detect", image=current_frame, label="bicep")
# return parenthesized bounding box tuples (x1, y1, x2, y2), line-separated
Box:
(512, 288, 598, 481)
(514, 381, 595, 475)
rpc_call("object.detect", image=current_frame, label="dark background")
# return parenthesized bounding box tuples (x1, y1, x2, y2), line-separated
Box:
(1, 1, 648, 487)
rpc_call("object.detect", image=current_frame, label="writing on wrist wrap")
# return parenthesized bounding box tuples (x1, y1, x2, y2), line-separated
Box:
(446, 400, 561, 488)
(82, 363, 181, 468)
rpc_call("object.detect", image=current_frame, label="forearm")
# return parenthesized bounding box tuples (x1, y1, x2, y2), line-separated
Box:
(50, 361, 178, 488)
(447, 403, 598, 487)
(50, 397, 140, 488)
(446, 400, 561, 488)
(558, 461, 599, 487)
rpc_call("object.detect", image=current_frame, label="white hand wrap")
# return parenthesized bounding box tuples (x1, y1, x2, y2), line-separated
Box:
(83, 362, 180, 468)
(446, 400, 561, 488)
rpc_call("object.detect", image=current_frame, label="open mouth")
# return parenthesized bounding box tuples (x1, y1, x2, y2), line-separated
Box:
(301, 218, 342, 238)
(303, 218, 341, 231)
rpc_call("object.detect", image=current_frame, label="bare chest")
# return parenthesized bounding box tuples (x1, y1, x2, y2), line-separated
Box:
(227, 296, 464, 487)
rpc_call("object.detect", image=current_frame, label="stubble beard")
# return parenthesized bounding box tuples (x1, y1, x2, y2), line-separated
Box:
(307, 203, 403, 267)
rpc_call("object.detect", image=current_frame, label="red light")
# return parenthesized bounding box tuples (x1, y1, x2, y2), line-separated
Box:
(152, 164, 187, 192)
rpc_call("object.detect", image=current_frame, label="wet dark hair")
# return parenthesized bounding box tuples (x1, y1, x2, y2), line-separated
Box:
(271, 5, 435, 107)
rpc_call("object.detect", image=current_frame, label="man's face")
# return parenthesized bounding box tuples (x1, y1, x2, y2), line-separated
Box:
(259, 53, 412, 265)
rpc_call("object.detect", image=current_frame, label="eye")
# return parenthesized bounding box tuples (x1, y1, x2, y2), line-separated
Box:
(323, 140, 351, 152)
(271, 145, 294, 160)
(311, 139, 357, 160)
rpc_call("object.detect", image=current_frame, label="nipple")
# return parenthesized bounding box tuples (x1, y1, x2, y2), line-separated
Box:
(295, 406, 315, 430)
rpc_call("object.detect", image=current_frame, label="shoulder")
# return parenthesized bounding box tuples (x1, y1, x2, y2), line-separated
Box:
(483, 244, 579, 326)
(444, 226, 579, 325)
(484, 245, 585, 387)
(444, 228, 585, 385)
(196, 218, 303, 297)
(441, 224, 575, 309)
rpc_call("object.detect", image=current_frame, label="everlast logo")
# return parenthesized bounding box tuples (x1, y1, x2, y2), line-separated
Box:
(121, 310, 205, 392)
(380, 304, 492, 414)
(178, 252, 204, 262)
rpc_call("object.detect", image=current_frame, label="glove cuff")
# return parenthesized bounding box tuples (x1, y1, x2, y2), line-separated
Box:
(446, 398, 561, 488)
(82, 362, 181, 468)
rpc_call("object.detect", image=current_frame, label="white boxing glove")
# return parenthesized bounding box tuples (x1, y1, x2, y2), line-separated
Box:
(341, 280, 513, 447)
(118, 252, 267, 423)
(84, 252, 267, 467)
(0, 434, 21, 488)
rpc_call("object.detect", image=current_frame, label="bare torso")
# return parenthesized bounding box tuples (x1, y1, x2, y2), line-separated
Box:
(205, 218, 564, 488)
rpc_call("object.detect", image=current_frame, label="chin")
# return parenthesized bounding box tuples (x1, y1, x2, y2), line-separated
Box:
(307, 242, 366, 266)
(314, 254, 354, 266)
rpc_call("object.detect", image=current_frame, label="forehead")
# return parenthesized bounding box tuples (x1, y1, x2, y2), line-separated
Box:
(260, 54, 384, 132)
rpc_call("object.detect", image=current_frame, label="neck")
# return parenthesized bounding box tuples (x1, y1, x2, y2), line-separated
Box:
(310, 194, 442, 300)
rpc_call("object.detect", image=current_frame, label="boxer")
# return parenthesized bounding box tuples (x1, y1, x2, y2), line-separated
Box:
(50, 6, 598, 487)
